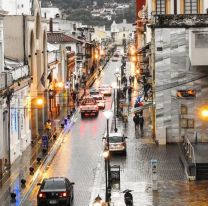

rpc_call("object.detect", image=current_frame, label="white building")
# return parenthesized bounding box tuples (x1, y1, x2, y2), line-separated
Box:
(2, 0, 48, 166)
(2, 0, 32, 15)
(111, 19, 134, 45)
(41, 7, 61, 19)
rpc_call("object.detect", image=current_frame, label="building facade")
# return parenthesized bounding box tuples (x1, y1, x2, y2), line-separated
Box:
(2, 0, 48, 167)
(141, 0, 208, 144)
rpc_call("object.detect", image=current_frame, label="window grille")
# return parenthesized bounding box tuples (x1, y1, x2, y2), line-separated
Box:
(156, 0, 166, 14)
(184, 0, 198, 14)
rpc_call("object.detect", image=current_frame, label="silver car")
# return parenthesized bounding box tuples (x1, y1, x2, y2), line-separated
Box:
(103, 133, 127, 155)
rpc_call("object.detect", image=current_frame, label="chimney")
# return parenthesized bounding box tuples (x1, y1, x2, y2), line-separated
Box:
(49, 18, 53, 32)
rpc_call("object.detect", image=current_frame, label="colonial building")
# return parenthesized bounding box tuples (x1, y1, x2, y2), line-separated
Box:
(142, 0, 208, 144)
(2, 0, 48, 167)
(111, 19, 134, 46)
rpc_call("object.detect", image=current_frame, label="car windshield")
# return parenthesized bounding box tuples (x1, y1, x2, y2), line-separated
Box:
(90, 91, 99, 95)
(82, 98, 96, 105)
(109, 136, 124, 143)
(42, 179, 66, 190)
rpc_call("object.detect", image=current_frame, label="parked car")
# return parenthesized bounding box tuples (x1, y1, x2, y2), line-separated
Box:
(99, 84, 112, 96)
(103, 133, 127, 155)
(96, 96, 105, 110)
(37, 177, 75, 206)
(90, 88, 102, 99)
(80, 96, 99, 118)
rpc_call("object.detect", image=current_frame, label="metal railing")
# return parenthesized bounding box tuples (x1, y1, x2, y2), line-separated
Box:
(182, 135, 196, 179)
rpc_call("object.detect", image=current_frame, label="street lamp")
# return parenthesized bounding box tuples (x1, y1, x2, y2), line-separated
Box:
(114, 69, 121, 117)
(103, 109, 113, 203)
(103, 150, 109, 203)
(112, 82, 118, 132)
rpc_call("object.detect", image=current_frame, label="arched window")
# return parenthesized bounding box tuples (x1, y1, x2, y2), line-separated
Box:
(30, 31, 35, 76)
(36, 13, 40, 39)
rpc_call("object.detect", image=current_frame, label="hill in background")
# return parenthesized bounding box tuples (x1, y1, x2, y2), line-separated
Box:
(41, 0, 135, 28)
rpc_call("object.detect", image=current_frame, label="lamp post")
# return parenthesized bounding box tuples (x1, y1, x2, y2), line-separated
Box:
(112, 82, 117, 132)
(103, 150, 109, 203)
(114, 69, 121, 117)
(103, 110, 113, 204)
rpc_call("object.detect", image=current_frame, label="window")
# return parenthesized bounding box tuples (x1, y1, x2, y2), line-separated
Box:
(156, 0, 166, 14)
(174, 0, 177, 14)
(184, 0, 198, 14)
(195, 34, 208, 48)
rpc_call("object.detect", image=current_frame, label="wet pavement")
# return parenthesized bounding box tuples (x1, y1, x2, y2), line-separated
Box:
(89, 51, 208, 206)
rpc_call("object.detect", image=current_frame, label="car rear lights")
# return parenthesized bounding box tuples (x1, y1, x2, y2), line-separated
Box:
(39, 192, 46, 198)
(59, 192, 67, 197)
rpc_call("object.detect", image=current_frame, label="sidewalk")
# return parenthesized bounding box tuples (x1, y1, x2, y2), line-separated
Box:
(89, 63, 189, 205)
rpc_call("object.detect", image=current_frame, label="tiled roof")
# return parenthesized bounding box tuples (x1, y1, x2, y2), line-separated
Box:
(47, 32, 83, 44)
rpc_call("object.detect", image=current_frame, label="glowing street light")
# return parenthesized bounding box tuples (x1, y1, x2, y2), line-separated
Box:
(201, 109, 208, 118)
(36, 97, 44, 106)
(56, 81, 64, 89)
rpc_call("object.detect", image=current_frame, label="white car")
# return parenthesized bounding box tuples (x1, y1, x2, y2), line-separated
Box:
(97, 96, 105, 110)
(99, 84, 112, 96)
(80, 96, 99, 118)
(103, 132, 127, 155)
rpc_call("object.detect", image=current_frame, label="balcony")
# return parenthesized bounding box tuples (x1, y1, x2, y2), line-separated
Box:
(153, 14, 208, 28)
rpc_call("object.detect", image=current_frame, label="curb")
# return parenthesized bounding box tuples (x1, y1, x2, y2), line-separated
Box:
(18, 111, 78, 205)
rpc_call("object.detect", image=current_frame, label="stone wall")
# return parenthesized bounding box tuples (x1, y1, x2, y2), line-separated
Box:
(155, 27, 208, 143)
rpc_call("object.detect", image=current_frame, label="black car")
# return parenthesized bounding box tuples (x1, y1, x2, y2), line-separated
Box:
(37, 177, 75, 206)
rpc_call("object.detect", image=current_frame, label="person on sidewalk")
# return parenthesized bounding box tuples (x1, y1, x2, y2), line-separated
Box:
(133, 113, 140, 132)
(123, 85, 127, 99)
(129, 75, 132, 85)
(132, 75, 135, 84)
(128, 86, 132, 100)
(139, 115, 144, 136)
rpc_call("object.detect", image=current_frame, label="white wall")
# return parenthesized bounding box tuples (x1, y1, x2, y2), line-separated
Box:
(189, 29, 208, 66)
(10, 87, 31, 164)
(2, 0, 31, 15)
(41, 8, 61, 19)
(204, 0, 208, 13)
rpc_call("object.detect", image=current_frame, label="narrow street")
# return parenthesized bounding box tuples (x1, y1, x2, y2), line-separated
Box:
(22, 47, 123, 206)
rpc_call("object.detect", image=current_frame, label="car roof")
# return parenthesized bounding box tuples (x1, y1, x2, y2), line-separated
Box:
(44, 177, 66, 181)
(109, 133, 123, 137)
(99, 84, 110, 87)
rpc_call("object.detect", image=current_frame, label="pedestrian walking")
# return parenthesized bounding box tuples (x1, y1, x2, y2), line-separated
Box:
(144, 92, 148, 101)
(129, 75, 132, 85)
(122, 75, 127, 85)
(75, 82, 79, 91)
(133, 113, 140, 132)
(123, 85, 127, 98)
(139, 115, 144, 136)
(132, 75, 135, 83)
(128, 86, 132, 100)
